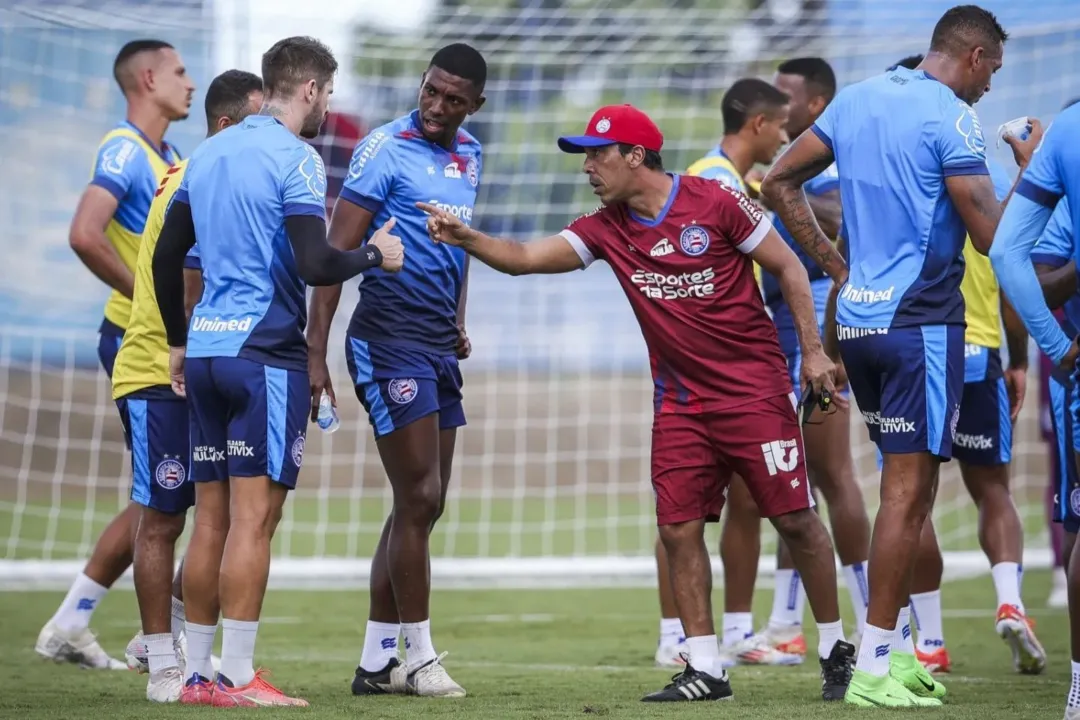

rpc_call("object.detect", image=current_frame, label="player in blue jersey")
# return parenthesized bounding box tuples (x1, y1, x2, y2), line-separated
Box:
(38, 39, 192, 672)
(306, 43, 486, 699)
(882, 53, 1043, 678)
(991, 102, 1080, 720)
(763, 5, 1027, 707)
(151, 36, 402, 707)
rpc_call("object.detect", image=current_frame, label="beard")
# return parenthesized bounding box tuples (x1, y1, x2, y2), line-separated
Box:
(299, 106, 326, 139)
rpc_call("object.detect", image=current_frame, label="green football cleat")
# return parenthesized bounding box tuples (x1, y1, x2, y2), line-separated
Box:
(844, 669, 943, 708)
(890, 650, 947, 700)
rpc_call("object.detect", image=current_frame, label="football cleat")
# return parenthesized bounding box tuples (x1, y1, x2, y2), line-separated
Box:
(995, 604, 1047, 675)
(891, 650, 946, 700)
(844, 669, 942, 708)
(212, 670, 308, 707)
(819, 640, 856, 701)
(405, 653, 466, 697)
(654, 639, 689, 668)
(731, 632, 804, 666)
(351, 657, 408, 695)
(641, 659, 733, 702)
(915, 645, 951, 674)
(35, 621, 127, 670)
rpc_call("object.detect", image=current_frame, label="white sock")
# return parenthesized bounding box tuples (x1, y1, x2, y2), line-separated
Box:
(910, 590, 945, 652)
(401, 619, 437, 670)
(51, 572, 109, 633)
(146, 632, 178, 674)
(220, 618, 258, 687)
(893, 606, 915, 654)
(1070, 660, 1080, 708)
(991, 562, 1024, 613)
(686, 634, 726, 679)
(841, 562, 869, 633)
(854, 623, 894, 677)
(170, 597, 185, 646)
(184, 621, 218, 682)
(659, 617, 685, 645)
(816, 620, 846, 660)
(721, 612, 753, 647)
(360, 620, 401, 672)
(768, 569, 805, 629)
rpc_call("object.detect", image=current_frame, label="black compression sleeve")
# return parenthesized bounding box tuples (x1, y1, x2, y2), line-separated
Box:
(152, 200, 197, 348)
(285, 215, 383, 286)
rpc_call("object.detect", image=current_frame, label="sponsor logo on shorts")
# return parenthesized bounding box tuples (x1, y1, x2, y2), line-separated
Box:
(861, 411, 916, 434)
(840, 284, 895, 304)
(760, 438, 799, 475)
(290, 434, 305, 468)
(388, 378, 418, 405)
(835, 325, 889, 341)
(154, 457, 186, 490)
(1071, 488, 1080, 518)
(954, 432, 994, 451)
(192, 445, 224, 463)
(950, 406, 961, 440)
(190, 316, 254, 333)
(228, 440, 255, 457)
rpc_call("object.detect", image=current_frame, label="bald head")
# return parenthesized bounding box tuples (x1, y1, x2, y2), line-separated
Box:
(113, 39, 174, 96)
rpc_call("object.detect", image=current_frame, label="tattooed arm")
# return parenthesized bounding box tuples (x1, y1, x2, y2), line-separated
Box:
(761, 132, 849, 285)
(806, 188, 842, 240)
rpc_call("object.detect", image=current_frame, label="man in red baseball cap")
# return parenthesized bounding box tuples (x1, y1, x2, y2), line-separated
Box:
(416, 102, 854, 704)
(556, 103, 664, 154)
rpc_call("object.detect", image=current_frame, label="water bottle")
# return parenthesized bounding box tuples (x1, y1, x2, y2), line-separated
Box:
(316, 391, 340, 433)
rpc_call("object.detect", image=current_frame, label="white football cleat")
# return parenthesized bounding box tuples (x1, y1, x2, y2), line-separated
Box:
(654, 639, 689, 668)
(406, 652, 466, 697)
(125, 632, 149, 673)
(35, 621, 127, 670)
(146, 666, 184, 703)
(729, 632, 804, 666)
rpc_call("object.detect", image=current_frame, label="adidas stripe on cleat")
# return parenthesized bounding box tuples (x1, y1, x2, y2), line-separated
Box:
(641, 662, 733, 702)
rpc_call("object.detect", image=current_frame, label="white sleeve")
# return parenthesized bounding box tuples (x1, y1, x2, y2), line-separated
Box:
(558, 229, 595, 268)
(734, 216, 771, 254)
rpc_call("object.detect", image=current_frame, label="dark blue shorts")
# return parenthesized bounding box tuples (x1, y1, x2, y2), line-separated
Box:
(185, 357, 309, 489)
(952, 345, 1012, 466)
(770, 278, 848, 399)
(97, 318, 125, 378)
(116, 387, 194, 515)
(838, 324, 964, 458)
(1051, 375, 1080, 533)
(345, 337, 466, 440)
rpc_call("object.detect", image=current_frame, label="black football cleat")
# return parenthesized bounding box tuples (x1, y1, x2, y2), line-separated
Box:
(351, 657, 407, 695)
(820, 640, 856, 701)
(641, 660, 734, 702)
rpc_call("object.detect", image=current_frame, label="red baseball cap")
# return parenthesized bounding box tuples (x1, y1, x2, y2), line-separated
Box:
(557, 104, 664, 154)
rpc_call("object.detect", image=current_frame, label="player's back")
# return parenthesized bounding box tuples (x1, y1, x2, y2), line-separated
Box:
(112, 160, 189, 399)
(815, 66, 987, 329)
(181, 115, 327, 370)
(340, 112, 482, 355)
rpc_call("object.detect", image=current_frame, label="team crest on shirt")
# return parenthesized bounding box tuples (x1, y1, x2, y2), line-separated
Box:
(466, 157, 479, 187)
(1071, 488, 1080, 517)
(388, 378, 418, 405)
(679, 225, 710, 257)
(290, 435, 305, 469)
(154, 458, 186, 490)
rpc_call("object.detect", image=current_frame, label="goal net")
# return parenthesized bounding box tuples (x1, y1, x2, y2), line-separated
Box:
(3, 0, 1078, 589)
